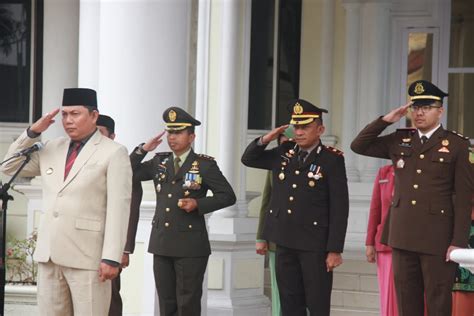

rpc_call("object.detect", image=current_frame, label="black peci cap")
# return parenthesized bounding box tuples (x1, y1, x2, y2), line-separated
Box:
(97, 114, 115, 133)
(62, 88, 98, 108)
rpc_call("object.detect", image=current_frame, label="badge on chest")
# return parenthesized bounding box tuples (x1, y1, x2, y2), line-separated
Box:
(307, 164, 323, 187)
(183, 160, 202, 190)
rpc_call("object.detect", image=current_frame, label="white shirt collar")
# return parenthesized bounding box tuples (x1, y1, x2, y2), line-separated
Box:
(418, 124, 441, 140)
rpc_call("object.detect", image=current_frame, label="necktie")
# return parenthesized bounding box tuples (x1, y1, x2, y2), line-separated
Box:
(298, 150, 308, 167)
(64, 142, 81, 179)
(421, 135, 428, 144)
(174, 156, 181, 173)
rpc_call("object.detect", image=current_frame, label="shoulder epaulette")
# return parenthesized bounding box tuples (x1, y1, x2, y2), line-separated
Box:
(324, 145, 344, 156)
(197, 154, 215, 161)
(448, 130, 470, 140)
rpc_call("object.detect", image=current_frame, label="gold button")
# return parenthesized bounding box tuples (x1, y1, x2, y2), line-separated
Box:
(165, 222, 170, 227)
(295, 170, 300, 175)
(165, 208, 170, 212)
(171, 181, 176, 184)
(287, 209, 292, 214)
(439, 158, 444, 162)
(413, 184, 419, 189)
(313, 221, 318, 226)
(292, 184, 297, 188)
(188, 224, 193, 229)
(401, 152, 405, 156)
(269, 210, 273, 213)
(416, 169, 422, 174)
(168, 194, 172, 198)
(411, 200, 417, 205)
(419, 154, 424, 159)
(289, 196, 294, 201)
(441, 210, 445, 214)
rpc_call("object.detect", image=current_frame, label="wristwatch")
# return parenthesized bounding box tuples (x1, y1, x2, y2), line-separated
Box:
(135, 143, 146, 155)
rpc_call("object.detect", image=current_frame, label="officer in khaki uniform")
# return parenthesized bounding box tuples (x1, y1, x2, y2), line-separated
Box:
(130, 107, 236, 316)
(351, 80, 474, 316)
(242, 99, 349, 316)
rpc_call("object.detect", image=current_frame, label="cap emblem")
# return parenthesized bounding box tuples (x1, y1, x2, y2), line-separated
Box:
(293, 102, 303, 115)
(414, 83, 425, 95)
(169, 110, 177, 122)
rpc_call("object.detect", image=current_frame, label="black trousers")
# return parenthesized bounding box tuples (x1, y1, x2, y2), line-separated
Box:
(392, 248, 457, 316)
(276, 245, 333, 316)
(153, 255, 209, 316)
(109, 270, 122, 316)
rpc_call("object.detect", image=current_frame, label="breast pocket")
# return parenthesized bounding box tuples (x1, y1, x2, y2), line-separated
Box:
(430, 153, 452, 178)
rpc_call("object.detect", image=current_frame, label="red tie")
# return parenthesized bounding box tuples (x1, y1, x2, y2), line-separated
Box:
(64, 142, 81, 179)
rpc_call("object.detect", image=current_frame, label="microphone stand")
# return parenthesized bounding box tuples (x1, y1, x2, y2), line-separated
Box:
(0, 154, 32, 315)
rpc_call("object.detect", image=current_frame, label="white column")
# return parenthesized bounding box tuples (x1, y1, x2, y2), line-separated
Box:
(194, 0, 211, 154)
(78, 0, 192, 152)
(77, 1, 192, 315)
(356, 1, 391, 182)
(341, 2, 361, 182)
(319, 0, 335, 135)
(42, 0, 80, 140)
(205, 1, 270, 315)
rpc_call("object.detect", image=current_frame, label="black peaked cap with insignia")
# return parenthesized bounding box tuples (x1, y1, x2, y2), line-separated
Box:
(97, 114, 115, 133)
(408, 80, 448, 106)
(287, 99, 328, 125)
(62, 88, 98, 108)
(163, 107, 201, 131)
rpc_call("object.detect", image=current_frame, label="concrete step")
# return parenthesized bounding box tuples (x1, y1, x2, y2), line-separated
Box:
(331, 307, 379, 316)
(331, 289, 379, 310)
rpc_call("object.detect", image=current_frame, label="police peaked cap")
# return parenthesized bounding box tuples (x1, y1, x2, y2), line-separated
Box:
(408, 80, 448, 106)
(163, 107, 201, 131)
(287, 99, 328, 125)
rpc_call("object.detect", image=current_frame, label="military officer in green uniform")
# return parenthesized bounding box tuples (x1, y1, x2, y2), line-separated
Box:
(351, 80, 474, 316)
(242, 99, 349, 316)
(130, 107, 236, 316)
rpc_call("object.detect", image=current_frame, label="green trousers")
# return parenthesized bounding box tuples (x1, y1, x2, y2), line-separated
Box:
(269, 250, 281, 316)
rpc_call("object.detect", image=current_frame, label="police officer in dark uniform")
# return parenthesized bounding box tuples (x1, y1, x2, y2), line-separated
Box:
(351, 80, 474, 316)
(130, 107, 236, 316)
(241, 99, 349, 316)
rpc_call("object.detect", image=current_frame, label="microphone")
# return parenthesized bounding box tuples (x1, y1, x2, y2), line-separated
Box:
(13, 142, 44, 157)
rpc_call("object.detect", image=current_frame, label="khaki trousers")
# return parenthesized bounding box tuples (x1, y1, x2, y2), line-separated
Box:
(37, 261, 111, 316)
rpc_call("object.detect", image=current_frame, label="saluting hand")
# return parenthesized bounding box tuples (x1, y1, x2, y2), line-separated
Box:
(382, 102, 412, 123)
(177, 198, 198, 213)
(261, 125, 289, 145)
(326, 252, 342, 272)
(143, 130, 166, 152)
(30, 108, 60, 134)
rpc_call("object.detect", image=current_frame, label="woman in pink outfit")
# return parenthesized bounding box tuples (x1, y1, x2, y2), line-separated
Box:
(366, 164, 398, 316)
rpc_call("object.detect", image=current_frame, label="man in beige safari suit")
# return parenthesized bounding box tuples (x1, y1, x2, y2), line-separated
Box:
(1, 88, 132, 315)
